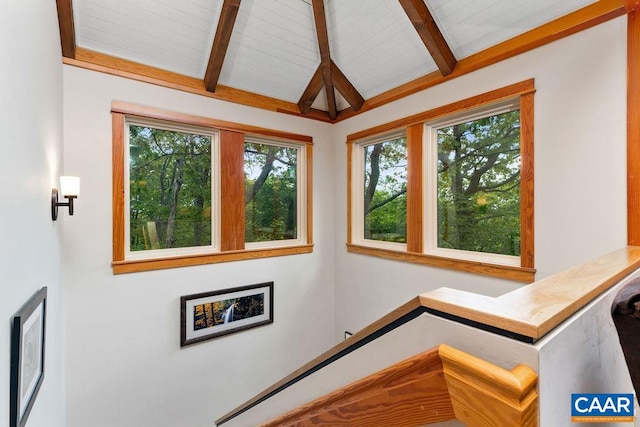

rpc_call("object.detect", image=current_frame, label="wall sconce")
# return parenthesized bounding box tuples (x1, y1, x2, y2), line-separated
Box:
(51, 176, 80, 221)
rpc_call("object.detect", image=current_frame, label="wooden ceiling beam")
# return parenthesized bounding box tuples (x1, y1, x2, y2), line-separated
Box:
(298, 66, 324, 114)
(331, 60, 364, 112)
(398, 0, 456, 76)
(311, 0, 337, 120)
(56, 0, 76, 59)
(298, 61, 364, 114)
(204, 0, 241, 92)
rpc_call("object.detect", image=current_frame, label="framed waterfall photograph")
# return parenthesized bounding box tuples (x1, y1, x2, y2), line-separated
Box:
(180, 282, 273, 347)
(10, 287, 47, 427)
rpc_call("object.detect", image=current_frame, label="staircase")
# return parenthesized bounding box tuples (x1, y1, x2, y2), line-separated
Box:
(216, 247, 640, 426)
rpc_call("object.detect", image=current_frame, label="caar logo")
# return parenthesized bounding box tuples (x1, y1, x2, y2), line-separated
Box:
(571, 394, 635, 423)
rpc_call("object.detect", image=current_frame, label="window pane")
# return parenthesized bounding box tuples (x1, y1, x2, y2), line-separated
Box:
(129, 125, 212, 251)
(363, 137, 407, 243)
(245, 142, 298, 243)
(437, 110, 520, 255)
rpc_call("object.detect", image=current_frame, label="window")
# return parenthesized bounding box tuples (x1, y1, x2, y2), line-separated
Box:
(347, 80, 535, 282)
(425, 101, 521, 266)
(244, 138, 305, 247)
(112, 102, 312, 273)
(351, 132, 408, 249)
(126, 121, 217, 259)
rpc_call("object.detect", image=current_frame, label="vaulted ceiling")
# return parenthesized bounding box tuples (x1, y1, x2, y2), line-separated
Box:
(56, 0, 627, 122)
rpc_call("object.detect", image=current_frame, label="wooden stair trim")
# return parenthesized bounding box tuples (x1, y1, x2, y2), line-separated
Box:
(260, 346, 454, 427)
(440, 344, 538, 427)
(259, 345, 538, 427)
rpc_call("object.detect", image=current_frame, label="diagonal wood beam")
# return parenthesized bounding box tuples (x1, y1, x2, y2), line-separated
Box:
(398, 0, 456, 76)
(311, 0, 337, 120)
(56, 0, 76, 59)
(331, 60, 364, 111)
(204, 0, 241, 92)
(298, 66, 324, 114)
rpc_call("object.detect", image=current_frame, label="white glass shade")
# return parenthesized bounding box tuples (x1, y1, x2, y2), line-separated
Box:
(60, 176, 80, 197)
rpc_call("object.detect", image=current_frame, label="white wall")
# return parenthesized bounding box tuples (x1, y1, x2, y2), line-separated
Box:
(536, 268, 640, 426)
(331, 17, 628, 337)
(62, 67, 336, 427)
(0, 1, 66, 426)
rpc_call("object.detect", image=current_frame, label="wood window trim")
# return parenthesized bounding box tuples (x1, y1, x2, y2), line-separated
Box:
(346, 244, 535, 283)
(111, 101, 313, 144)
(627, 9, 640, 245)
(346, 80, 535, 283)
(112, 245, 314, 274)
(112, 101, 313, 274)
(346, 80, 535, 143)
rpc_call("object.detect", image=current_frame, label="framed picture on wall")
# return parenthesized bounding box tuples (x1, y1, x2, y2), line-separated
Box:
(180, 282, 273, 347)
(10, 287, 47, 427)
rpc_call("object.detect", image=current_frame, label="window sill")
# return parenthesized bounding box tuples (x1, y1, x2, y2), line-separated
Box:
(112, 244, 314, 274)
(346, 244, 535, 283)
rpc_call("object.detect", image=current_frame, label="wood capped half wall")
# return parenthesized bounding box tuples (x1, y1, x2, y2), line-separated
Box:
(259, 344, 538, 427)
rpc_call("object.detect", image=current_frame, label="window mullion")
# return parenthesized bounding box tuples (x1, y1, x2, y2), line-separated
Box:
(220, 130, 246, 251)
(406, 124, 423, 253)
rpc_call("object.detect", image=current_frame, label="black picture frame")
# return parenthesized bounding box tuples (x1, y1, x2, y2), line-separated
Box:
(181, 282, 273, 347)
(10, 287, 47, 427)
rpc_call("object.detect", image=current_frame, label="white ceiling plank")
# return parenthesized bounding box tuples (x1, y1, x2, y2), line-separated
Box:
(428, 0, 599, 59)
(217, 0, 320, 102)
(75, 0, 222, 77)
(326, 0, 438, 99)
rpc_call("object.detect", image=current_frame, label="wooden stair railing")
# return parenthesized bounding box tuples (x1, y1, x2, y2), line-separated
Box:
(260, 344, 538, 427)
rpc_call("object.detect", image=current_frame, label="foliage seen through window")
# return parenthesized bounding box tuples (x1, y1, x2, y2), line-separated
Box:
(363, 137, 407, 243)
(129, 125, 212, 252)
(436, 110, 521, 256)
(245, 141, 298, 243)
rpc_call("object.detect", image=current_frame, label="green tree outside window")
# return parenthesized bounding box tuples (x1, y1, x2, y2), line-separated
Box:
(436, 110, 521, 256)
(363, 137, 407, 243)
(244, 141, 298, 243)
(129, 125, 212, 252)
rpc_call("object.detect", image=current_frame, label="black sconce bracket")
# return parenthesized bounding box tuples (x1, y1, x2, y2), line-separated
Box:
(51, 189, 76, 221)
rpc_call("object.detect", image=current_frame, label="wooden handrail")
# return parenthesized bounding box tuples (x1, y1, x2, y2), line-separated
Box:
(260, 345, 537, 427)
(216, 247, 640, 425)
(421, 246, 640, 340)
